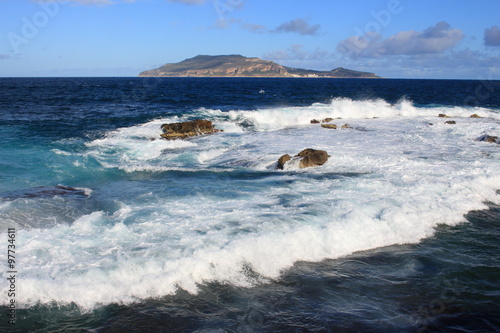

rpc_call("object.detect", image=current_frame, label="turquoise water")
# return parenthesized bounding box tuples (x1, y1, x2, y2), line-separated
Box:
(0, 78, 499, 332)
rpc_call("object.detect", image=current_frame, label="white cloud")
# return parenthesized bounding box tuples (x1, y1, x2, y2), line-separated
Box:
(484, 26, 500, 46)
(338, 21, 464, 58)
(272, 18, 320, 36)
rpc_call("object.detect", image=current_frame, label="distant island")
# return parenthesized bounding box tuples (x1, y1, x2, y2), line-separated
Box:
(139, 55, 380, 78)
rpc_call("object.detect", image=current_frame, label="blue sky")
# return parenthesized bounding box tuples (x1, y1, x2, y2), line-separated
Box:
(1, 0, 499, 78)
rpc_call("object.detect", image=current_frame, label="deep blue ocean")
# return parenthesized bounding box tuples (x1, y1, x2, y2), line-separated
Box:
(1, 77, 499, 332)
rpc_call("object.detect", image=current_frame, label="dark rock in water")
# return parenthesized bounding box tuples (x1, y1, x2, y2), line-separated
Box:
(438, 114, 450, 118)
(322, 118, 333, 123)
(277, 149, 329, 169)
(297, 149, 330, 169)
(341, 123, 353, 129)
(321, 124, 338, 129)
(1, 185, 89, 200)
(477, 134, 499, 144)
(444, 120, 456, 125)
(277, 154, 291, 170)
(160, 119, 221, 140)
(470, 114, 483, 118)
(310, 119, 320, 124)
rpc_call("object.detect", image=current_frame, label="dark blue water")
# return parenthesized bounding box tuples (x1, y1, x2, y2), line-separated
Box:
(0, 78, 499, 332)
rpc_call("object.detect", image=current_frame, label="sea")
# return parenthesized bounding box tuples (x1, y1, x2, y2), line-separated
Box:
(0, 77, 499, 332)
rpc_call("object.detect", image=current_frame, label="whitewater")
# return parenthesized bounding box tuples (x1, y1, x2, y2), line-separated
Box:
(1, 96, 498, 310)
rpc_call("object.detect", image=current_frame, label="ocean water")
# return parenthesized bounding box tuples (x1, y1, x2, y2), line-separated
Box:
(0, 77, 499, 332)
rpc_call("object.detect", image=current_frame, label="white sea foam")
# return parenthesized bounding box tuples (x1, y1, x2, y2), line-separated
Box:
(51, 148, 73, 156)
(197, 149, 228, 163)
(2, 98, 499, 310)
(85, 117, 198, 166)
(199, 98, 499, 133)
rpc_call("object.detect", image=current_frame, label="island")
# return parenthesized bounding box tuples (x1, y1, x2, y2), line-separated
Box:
(139, 55, 380, 78)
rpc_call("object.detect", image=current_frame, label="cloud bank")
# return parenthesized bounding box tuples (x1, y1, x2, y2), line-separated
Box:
(338, 21, 464, 57)
(484, 26, 500, 46)
(272, 18, 320, 36)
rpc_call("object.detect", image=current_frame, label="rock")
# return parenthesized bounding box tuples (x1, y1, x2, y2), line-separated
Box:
(160, 119, 221, 140)
(322, 118, 333, 123)
(277, 154, 291, 170)
(1, 185, 89, 200)
(444, 120, 456, 125)
(276, 149, 329, 170)
(321, 124, 338, 129)
(341, 123, 353, 129)
(438, 114, 450, 118)
(470, 114, 482, 118)
(477, 134, 499, 144)
(310, 119, 320, 124)
(297, 149, 330, 168)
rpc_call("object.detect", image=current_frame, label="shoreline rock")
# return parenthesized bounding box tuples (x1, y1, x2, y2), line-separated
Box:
(477, 134, 499, 144)
(321, 124, 338, 129)
(160, 119, 221, 140)
(277, 148, 329, 170)
(277, 154, 291, 170)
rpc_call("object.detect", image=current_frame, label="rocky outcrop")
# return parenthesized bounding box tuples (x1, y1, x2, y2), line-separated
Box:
(444, 120, 456, 125)
(277, 148, 329, 170)
(320, 123, 353, 130)
(477, 134, 499, 144)
(297, 149, 330, 168)
(160, 119, 221, 140)
(321, 124, 338, 129)
(277, 154, 291, 170)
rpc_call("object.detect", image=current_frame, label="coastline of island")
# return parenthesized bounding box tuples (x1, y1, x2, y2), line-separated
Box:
(139, 55, 381, 79)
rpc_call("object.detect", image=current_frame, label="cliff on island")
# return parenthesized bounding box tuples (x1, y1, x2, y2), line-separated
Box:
(139, 55, 380, 78)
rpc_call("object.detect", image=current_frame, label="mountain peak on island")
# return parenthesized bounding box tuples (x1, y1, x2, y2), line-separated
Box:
(139, 55, 380, 78)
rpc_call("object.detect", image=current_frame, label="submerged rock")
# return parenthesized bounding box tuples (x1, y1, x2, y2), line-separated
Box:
(277, 148, 329, 169)
(320, 123, 354, 130)
(277, 154, 291, 170)
(297, 149, 330, 168)
(160, 119, 221, 140)
(477, 134, 499, 144)
(1, 185, 89, 200)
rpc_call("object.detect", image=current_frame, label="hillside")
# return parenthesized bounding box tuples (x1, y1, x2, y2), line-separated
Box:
(139, 55, 380, 78)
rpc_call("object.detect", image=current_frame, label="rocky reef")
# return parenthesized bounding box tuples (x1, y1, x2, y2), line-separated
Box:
(160, 119, 222, 140)
(277, 148, 330, 170)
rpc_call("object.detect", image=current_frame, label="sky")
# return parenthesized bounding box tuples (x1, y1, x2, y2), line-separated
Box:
(0, 0, 499, 79)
